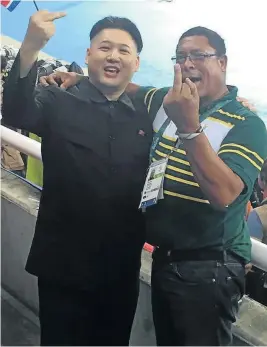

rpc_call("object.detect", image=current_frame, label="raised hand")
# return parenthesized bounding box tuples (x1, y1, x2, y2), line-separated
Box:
(24, 10, 66, 51)
(163, 64, 200, 133)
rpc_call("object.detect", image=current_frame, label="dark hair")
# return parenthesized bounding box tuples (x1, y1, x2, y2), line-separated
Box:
(1, 56, 7, 71)
(90, 16, 143, 53)
(260, 159, 267, 185)
(178, 26, 226, 56)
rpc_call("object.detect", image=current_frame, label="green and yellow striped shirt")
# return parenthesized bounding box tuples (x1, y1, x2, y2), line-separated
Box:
(136, 85, 267, 262)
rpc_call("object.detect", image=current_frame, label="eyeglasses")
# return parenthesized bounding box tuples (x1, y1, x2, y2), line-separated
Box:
(171, 52, 218, 64)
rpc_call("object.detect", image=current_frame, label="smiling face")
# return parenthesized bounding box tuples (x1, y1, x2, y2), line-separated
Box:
(176, 35, 227, 101)
(86, 28, 140, 94)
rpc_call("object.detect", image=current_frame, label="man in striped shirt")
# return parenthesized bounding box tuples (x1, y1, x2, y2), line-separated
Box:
(41, 26, 267, 346)
(134, 27, 267, 346)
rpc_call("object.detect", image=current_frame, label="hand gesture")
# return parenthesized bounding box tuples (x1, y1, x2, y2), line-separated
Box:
(39, 71, 83, 89)
(163, 64, 200, 133)
(24, 10, 66, 51)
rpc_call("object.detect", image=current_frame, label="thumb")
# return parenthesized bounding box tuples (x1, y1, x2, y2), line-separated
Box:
(61, 73, 83, 89)
(60, 79, 68, 89)
(60, 76, 75, 89)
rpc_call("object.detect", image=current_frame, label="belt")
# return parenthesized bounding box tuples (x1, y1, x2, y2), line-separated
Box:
(152, 247, 226, 262)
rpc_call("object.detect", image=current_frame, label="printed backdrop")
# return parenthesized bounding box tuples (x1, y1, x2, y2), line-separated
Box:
(1, 0, 267, 123)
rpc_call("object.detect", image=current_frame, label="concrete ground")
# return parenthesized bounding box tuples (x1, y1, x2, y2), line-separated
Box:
(1, 289, 40, 346)
(0, 295, 249, 347)
(0, 287, 259, 346)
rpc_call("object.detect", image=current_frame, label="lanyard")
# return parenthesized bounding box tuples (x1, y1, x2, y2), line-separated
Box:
(149, 117, 171, 162)
(149, 99, 232, 162)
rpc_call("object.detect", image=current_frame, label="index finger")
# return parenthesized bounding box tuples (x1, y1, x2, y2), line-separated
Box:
(45, 11, 66, 21)
(172, 64, 182, 93)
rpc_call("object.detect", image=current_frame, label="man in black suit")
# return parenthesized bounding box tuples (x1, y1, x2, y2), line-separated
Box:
(3, 10, 152, 346)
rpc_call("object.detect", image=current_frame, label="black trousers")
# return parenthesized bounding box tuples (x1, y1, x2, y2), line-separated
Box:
(38, 267, 140, 346)
(151, 252, 245, 346)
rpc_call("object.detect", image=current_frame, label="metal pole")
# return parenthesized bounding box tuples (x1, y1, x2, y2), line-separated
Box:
(33, 0, 39, 11)
(251, 238, 267, 272)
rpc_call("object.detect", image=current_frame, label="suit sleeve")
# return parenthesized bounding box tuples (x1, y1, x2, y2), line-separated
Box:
(2, 51, 56, 136)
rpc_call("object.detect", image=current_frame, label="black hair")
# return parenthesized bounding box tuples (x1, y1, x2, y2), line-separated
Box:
(178, 26, 226, 56)
(1, 56, 7, 71)
(90, 16, 143, 53)
(250, 159, 267, 206)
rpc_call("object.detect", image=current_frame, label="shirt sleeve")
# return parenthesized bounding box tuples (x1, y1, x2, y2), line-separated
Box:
(218, 115, 267, 193)
(247, 209, 263, 240)
(135, 86, 170, 121)
(2, 51, 56, 136)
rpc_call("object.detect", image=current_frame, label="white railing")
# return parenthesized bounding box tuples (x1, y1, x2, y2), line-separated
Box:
(251, 238, 267, 272)
(1, 125, 267, 271)
(1, 125, 41, 160)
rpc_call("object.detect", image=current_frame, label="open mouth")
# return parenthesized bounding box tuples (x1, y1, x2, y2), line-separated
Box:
(104, 66, 120, 77)
(184, 77, 202, 83)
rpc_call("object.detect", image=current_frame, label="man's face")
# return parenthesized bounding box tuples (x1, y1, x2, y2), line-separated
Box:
(86, 28, 140, 92)
(176, 35, 227, 99)
(258, 175, 265, 191)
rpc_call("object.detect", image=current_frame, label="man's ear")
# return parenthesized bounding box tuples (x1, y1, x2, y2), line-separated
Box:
(85, 48, 91, 65)
(135, 55, 140, 72)
(219, 55, 227, 72)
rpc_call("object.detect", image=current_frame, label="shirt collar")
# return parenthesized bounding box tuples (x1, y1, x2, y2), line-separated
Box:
(76, 77, 135, 111)
(199, 85, 238, 115)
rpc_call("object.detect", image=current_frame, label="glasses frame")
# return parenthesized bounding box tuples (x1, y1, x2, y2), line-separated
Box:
(171, 52, 218, 64)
